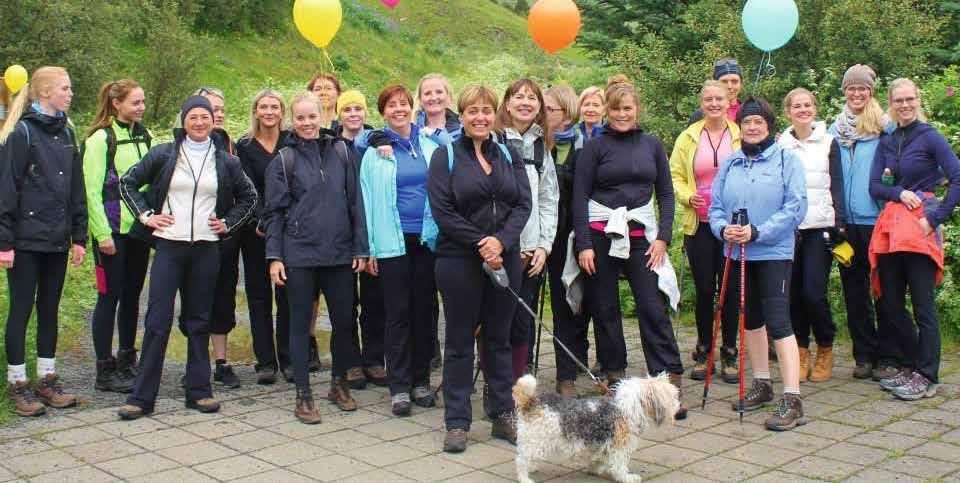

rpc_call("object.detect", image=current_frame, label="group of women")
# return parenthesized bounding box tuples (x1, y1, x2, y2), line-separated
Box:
(0, 60, 956, 455)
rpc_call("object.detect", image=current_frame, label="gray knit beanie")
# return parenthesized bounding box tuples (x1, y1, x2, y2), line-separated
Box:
(842, 64, 877, 91)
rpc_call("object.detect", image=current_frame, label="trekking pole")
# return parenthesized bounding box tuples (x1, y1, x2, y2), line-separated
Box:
(533, 273, 547, 376)
(735, 209, 750, 425)
(701, 240, 736, 410)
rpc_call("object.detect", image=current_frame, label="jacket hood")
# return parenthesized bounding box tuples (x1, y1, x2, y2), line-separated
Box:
(416, 108, 460, 132)
(779, 121, 828, 147)
(20, 105, 68, 134)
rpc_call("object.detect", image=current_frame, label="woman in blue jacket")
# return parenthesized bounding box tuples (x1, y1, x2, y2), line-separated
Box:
(415, 73, 461, 145)
(360, 84, 441, 417)
(828, 64, 899, 381)
(708, 97, 808, 431)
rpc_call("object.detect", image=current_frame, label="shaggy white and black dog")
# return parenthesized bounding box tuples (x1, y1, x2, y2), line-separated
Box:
(512, 373, 679, 483)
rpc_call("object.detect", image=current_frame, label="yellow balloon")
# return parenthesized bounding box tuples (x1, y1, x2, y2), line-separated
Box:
(293, 0, 343, 49)
(4, 65, 28, 94)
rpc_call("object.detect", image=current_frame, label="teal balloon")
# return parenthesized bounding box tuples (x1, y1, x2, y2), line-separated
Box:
(741, 0, 799, 52)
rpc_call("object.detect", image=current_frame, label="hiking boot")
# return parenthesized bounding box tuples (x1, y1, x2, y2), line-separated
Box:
(556, 380, 577, 398)
(892, 372, 938, 401)
(96, 358, 133, 393)
(689, 346, 711, 381)
(880, 368, 913, 392)
(8, 381, 45, 417)
(328, 377, 358, 411)
(346, 366, 367, 390)
(720, 347, 739, 384)
(186, 397, 221, 413)
(606, 369, 625, 387)
(413, 385, 436, 408)
(443, 428, 468, 453)
(668, 373, 688, 420)
(256, 366, 277, 385)
(853, 361, 874, 380)
(798, 347, 811, 381)
(116, 348, 139, 378)
(117, 403, 151, 420)
(732, 378, 774, 412)
(295, 386, 322, 424)
(491, 414, 517, 444)
(214, 363, 241, 389)
(809, 345, 834, 382)
(308, 337, 322, 373)
(35, 374, 77, 408)
(391, 393, 412, 416)
(873, 364, 900, 382)
(364, 365, 388, 387)
(765, 393, 807, 431)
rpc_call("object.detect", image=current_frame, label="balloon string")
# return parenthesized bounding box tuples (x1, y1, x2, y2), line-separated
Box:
(322, 48, 336, 73)
(753, 51, 774, 94)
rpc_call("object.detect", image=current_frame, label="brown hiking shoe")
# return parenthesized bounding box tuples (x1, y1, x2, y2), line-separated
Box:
(8, 381, 45, 417)
(668, 373, 688, 420)
(853, 361, 874, 380)
(765, 393, 807, 431)
(556, 380, 577, 397)
(328, 377, 358, 411)
(689, 346, 711, 381)
(443, 428, 468, 453)
(345, 366, 367, 390)
(117, 404, 151, 420)
(733, 378, 774, 412)
(295, 387, 322, 424)
(491, 415, 517, 444)
(720, 347, 739, 384)
(35, 374, 77, 408)
(810, 345, 833, 382)
(186, 397, 221, 413)
(363, 365, 388, 386)
(798, 347, 810, 381)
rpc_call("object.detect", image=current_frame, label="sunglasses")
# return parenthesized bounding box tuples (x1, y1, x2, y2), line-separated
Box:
(714, 59, 740, 68)
(196, 86, 225, 100)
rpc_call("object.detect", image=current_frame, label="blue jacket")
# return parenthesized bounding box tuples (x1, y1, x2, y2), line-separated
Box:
(360, 126, 441, 259)
(828, 122, 886, 225)
(709, 142, 808, 261)
(415, 108, 461, 146)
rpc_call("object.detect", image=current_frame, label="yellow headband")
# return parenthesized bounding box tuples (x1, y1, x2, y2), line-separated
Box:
(337, 90, 366, 116)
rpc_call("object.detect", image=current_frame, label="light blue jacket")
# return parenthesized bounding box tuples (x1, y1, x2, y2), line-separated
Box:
(827, 122, 888, 225)
(709, 142, 808, 261)
(359, 129, 441, 259)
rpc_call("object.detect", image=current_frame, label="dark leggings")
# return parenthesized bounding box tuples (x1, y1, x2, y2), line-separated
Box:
(5, 251, 68, 365)
(585, 232, 683, 375)
(285, 265, 359, 387)
(724, 258, 794, 341)
(878, 253, 940, 383)
(91, 234, 150, 360)
(684, 223, 738, 351)
(790, 229, 836, 348)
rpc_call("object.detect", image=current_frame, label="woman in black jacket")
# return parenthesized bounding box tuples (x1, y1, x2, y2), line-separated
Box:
(116, 96, 257, 420)
(264, 92, 368, 424)
(428, 84, 531, 454)
(0, 66, 87, 417)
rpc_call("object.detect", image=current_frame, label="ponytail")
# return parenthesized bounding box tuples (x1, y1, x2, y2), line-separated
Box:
(0, 87, 30, 145)
(0, 66, 70, 145)
(85, 79, 142, 139)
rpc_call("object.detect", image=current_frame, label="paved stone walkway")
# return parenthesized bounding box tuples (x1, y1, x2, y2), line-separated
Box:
(0, 324, 957, 482)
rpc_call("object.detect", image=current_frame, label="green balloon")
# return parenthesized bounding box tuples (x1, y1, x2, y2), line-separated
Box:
(741, 0, 799, 52)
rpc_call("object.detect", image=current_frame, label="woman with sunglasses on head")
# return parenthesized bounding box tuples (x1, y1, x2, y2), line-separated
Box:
(869, 78, 960, 401)
(689, 59, 744, 124)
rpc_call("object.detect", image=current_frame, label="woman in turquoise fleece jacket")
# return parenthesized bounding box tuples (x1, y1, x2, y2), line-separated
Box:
(359, 85, 441, 416)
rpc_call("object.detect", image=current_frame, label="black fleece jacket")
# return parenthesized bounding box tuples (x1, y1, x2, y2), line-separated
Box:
(0, 107, 87, 252)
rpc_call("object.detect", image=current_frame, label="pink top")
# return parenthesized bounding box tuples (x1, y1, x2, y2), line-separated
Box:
(728, 101, 741, 122)
(693, 127, 734, 221)
(589, 221, 644, 238)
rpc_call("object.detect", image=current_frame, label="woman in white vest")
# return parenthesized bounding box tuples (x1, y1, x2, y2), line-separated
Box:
(779, 88, 845, 383)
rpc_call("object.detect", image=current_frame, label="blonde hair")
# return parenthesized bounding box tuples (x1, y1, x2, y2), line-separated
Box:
(86, 79, 142, 139)
(545, 84, 579, 125)
(606, 74, 631, 92)
(887, 78, 927, 125)
(0, 66, 69, 144)
(578, 86, 604, 110)
(241, 89, 286, 140)
(700, 80, 727, 99)
(290, 91, 322, 116)
(416, 73, 454, 112)
(782, 87, 817, 119)
(457, 84, 499, 113)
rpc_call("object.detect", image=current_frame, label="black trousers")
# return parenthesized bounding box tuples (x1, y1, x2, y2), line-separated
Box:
(684, 223, 738, 351)
(839, 224, 901, 365)
(878, 252, 940, 383)
(91, 234, 150, 361)
(547, 233, 591, 381)
(790, 229, 836, 348)
(273, 286, 292, 371)
(585, 232, 683, 375)
(128, 240, 218, 409)
(380, 235, 436, 395)
(511, 269, 542, 347)
(438, 252, 520, 430)
(210, 227, 280, 370)
(723, 258, 794, 340)
(355, 272, 385, 368)
(4, 251, 68, 365)
(285, 265, 359, 386)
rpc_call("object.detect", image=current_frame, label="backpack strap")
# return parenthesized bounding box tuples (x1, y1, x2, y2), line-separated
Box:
(279, 146, 296, 193)
(17, 120, 30, 146)
(497, 143, 513, 165)
(447, 142, 514, 173)
(103, 126, 118, 174)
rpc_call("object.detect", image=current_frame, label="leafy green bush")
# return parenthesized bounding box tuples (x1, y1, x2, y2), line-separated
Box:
(139, 0, 202, 125)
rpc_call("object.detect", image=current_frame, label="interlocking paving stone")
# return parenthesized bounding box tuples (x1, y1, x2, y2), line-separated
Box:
(822, 408, 896, 427)
(305, 428, 383, 453)
(155, 440, 239, 467)
(722, 442, 806, 468)
(231, 468, 318, 483)
(355, 418, 431, 441)
(61, 439, 144, 464)
(878, 455, 960, 479)
(181, 417, 258, 439)
(780, 455, 862, 480)
(812, 441, 890, 465)
(844, 468, 925, 483)
(125, 466, 216, 483)
(486, 459, 572, 481)
(705, 421, 772, 442)
(94, 452, 179, 479)
(28, 465, 117, 483)
(388, 454, 475, 482)
(5, 449, 85, 477)
(910, 408, 960, 426)
(216, 428, 292, 453)
(907, 440, 960, 461)
(288, 454, 376, 482)
(436, 442, 514, 469)
(941, 428, 960, 445)
(755, 431, 835, 453)
(633, 443, 711, 468)
(94, 418, 169, 438)
(847, 430, 928, 451)
(685, 455, 766, 482)
(647, 470, 720, 482)
(38, 426, 114, 448)
(193, 454, 277, 480)
(343, 441, 426, 467)
(882, 419, 949, 437)
(743, 470, 820, 482)
(249, 440, 332, 467)
(0, 439, 52, 459)
(671, 432, 746, 453)
(337, 468, 419, 483)
(791, 419, 864, 440)
(124, 427, 203, 451)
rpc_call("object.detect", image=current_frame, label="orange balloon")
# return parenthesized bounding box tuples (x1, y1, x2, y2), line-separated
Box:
(527, 0, 581, 54)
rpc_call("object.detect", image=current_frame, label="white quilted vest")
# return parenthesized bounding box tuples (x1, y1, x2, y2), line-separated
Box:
(780, 121, 836, 230)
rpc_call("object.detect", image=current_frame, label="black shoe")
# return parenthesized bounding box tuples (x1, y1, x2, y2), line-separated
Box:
(186, 397, 221, 413)
(391, 393, 412, 416)
(308, 337, 322, 373)
(214, 364, 241, 389)
(96, 358, 133, 393)
(733, 378, 774, 412)
(116, 348, 140, 378)
(853, 361, 874, 380)
(256, 366, 277, 385)
(412, 385, 436, 408)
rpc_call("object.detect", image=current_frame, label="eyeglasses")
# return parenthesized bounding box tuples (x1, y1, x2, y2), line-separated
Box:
(892, 96, 917, 106)
(545, 107, 565, 114)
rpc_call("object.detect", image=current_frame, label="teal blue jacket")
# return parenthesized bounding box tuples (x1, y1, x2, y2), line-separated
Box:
(359, 131, 441, 259)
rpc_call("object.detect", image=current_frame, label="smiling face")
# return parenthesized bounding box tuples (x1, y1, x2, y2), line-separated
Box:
(844, 85, 871, 114)
(544, 94, 568, 131)
(506, 85, 541, 130)
(890, 84, 920, 126)
(255, 96, 283, 130)
(114, 87, 146, 124)
(740, 115, 770, 145)
(184, 107, 213, 142)
(787, 92, 817, 130)
(43, 74, 73, 113)
(292, 100, 321, 139)
(340, 104, 366, 132)
(312, 78, 339, 111)
(202, 93, 225, 128)
(607, 95, 638, 132)
(700, 85, 729, 122)
(580, 94, 604, 125)
(419, 78, 449, 117)
(718, 73, 742, 101)
(383, 92, 413, 132)
(461, 101, 496, 141)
